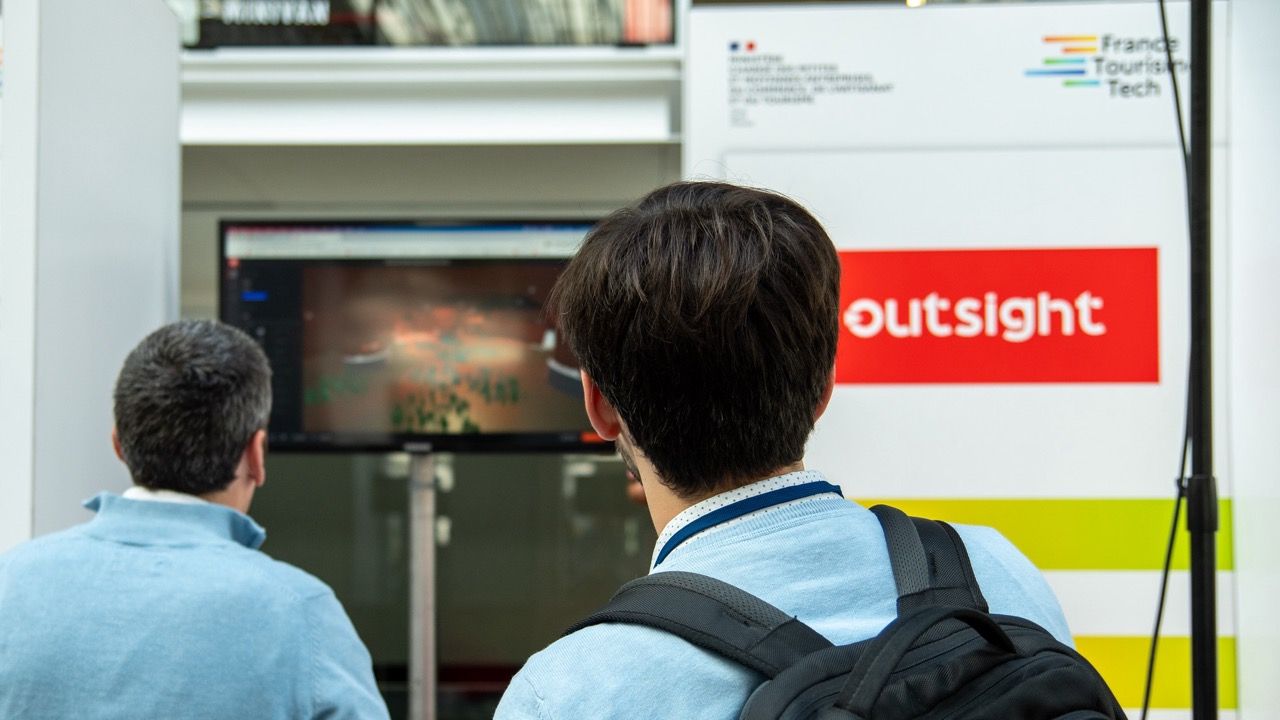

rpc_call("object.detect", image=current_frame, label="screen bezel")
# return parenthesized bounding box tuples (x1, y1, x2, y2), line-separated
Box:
(218, 218, 613, 455)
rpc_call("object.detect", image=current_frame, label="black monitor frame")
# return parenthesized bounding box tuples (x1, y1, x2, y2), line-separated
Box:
(218, 218, 614, 455)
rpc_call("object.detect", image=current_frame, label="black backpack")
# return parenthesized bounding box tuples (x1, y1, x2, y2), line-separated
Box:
(567, 505, 1127, 719)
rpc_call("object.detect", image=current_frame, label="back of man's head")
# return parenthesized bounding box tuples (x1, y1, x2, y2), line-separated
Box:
(113, 319, 272, 495)
(552, 181, 840, 498)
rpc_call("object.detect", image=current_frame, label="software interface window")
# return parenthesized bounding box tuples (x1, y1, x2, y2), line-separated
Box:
(222, 222, 605, 452)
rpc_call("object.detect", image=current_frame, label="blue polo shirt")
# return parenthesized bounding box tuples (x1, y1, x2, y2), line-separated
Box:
(495, 470, 1072, 719)
(0, 493, 389, 720)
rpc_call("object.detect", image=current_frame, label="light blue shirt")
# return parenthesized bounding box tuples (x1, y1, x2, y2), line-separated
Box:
(0, 492, 390, 720)
(495, 470, 1072, 719)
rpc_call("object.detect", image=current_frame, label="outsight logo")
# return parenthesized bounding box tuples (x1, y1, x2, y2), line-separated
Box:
(835, 248, 1159, 384)
(1025, 33, 1187, 98)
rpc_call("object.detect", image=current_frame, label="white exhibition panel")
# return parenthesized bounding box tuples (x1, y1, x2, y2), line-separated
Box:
(686, 1, 1237, 712)
(0, 0, 180, 549)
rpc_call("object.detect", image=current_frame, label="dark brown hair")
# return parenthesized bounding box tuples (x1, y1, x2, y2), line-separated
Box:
(551, 181, 840, 497)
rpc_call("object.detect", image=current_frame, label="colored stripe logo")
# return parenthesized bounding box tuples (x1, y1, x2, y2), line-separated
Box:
(853, 498, 1234, 571)
(1026, 34, 1100, 89)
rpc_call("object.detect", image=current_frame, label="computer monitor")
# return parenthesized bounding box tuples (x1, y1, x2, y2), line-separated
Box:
(219, 220, 609, 453)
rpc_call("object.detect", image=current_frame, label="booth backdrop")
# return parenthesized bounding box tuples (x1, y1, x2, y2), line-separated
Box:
(686, 2, 1231, 716)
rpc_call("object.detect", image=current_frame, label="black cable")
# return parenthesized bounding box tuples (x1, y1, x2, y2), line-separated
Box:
(1139, 2, 1194, 719)
(1141, 403, 1190, 720)
(1159, 0, 1191, 168)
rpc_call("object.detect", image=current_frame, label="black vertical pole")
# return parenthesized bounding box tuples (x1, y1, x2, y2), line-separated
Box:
(1187, 1, 1218, 719)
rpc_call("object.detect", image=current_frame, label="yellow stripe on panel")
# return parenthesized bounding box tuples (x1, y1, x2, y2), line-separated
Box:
(855, 499, 1234, 571)
(1075, 635, 1237, 710)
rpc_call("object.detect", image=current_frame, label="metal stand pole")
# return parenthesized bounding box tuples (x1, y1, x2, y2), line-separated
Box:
(1186, 1, 1218, 718)
(408, 446, 437, 720)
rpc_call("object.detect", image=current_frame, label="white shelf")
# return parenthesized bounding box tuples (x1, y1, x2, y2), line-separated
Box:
(181, 46, 682, 146)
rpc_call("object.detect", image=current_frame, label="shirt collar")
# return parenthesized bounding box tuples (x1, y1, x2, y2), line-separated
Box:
(82, 492, 267, 550)
(651, 469, 838, 569)
(122, 485, 210, 506)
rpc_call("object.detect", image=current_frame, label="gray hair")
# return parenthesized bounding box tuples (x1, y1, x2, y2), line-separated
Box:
(113, 320, 272, 494)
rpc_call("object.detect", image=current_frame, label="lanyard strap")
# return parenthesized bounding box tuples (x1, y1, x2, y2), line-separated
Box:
(654, 480, 844, 566)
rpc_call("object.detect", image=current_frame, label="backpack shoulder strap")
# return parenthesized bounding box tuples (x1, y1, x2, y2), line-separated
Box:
(869, 505, 989, 614)
(565, 570, 833, 678)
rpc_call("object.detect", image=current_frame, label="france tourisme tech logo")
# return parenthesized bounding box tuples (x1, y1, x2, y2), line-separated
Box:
(1024, 33, 1187, 99)
(1024, 35, 1101, 89)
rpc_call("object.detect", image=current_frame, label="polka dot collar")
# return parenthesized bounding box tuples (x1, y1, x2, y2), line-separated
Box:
(650, 469, 841, 569)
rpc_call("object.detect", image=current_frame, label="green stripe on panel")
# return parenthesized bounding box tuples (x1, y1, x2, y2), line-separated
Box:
(852, 499, 1234, 571)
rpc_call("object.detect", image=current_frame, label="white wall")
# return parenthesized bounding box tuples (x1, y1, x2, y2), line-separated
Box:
(1228, 0, 1280, 716)
(0, 0, 180, 549)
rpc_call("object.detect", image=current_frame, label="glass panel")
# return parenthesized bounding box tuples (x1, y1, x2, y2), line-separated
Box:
(690, 0, 1130, 5)
(250, 453, 413, 716)
(436, 452, 652, 717)
(253, 450, 653, 720)
(174, 0, 675, 47)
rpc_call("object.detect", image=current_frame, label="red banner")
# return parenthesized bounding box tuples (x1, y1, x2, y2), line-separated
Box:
(836, 248, 1159, 384)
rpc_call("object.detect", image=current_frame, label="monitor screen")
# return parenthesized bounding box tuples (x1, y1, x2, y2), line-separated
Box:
(220, 221, 608, 452)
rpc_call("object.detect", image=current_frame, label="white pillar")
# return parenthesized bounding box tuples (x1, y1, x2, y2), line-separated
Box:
(1229, 0, 1280, 716)
(0, 0, 181, 551)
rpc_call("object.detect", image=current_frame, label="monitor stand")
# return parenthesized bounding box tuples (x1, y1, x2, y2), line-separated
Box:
(407, 444, 437, 720)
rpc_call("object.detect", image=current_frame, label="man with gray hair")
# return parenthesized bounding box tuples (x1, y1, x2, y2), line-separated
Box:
(0, 320, 389, 719)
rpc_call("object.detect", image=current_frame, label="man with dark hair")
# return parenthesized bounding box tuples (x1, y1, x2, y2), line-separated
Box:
(495, 182, 1072, 718)
(0, 320, 389, 720)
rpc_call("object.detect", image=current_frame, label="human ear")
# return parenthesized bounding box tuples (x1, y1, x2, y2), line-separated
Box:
(111, 428, 125, 463)
(580, 371, 623, 441)
(245, 429, 268, 488)
(814, 367, 836, 422)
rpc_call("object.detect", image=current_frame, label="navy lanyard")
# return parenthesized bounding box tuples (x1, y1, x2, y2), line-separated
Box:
(653, 480, 844, 566)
